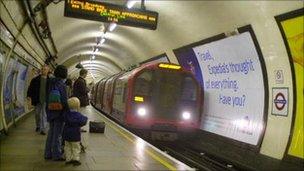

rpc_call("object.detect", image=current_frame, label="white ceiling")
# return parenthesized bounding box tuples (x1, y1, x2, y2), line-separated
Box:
(1, 0, 301, 82)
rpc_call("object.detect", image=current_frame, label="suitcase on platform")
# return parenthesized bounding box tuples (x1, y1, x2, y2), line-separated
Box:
(89, 121, 105, 133)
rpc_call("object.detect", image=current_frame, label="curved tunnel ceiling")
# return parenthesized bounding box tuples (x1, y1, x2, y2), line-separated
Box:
(45, 0, 302, 83)
(46, 0, 182, 78)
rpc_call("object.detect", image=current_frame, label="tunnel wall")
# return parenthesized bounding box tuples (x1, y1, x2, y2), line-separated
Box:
(0, 25, 40, 133)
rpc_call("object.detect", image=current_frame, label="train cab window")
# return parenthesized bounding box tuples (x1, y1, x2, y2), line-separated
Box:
(134, 71, 153, 97)
(181, 76, 197, 101)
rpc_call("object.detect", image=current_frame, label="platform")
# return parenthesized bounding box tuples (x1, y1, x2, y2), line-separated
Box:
(0, 105, 193, 171)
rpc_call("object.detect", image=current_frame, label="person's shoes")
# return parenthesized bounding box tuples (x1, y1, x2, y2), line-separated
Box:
(53, 157, 65, 161)
(72, 160, 81, 166)
(40, 131, 46, 135)
(35, 127, 40, 132)
(65, 160, 73, 165)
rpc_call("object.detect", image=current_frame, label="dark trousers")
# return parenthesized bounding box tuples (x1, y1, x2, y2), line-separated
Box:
(44, 120, 64, 160)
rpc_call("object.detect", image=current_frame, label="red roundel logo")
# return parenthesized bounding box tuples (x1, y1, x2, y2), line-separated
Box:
(274, 92, 287, 111)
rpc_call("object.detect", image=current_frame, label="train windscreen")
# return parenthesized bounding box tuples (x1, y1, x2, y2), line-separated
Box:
(133, 70, 198, 121)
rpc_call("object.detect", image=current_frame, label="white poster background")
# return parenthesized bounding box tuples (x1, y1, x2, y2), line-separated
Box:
(193, 32, 265, 145)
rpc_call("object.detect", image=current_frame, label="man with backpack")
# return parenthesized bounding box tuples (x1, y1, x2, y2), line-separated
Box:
(44, 65, 69, 161)
(27, 65, 49, 135)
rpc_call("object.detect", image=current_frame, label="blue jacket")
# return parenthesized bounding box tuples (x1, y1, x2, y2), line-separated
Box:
(63, 111, 88, 142)
(46, 78, 69, 122)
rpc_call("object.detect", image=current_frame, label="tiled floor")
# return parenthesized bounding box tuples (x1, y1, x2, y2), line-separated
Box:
(0, 106, 192, 171)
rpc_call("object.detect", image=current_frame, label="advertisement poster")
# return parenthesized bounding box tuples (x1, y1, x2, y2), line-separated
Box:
(0, 52, 3, 70)
(0, 52, 4, 130)
(276, 8, 304, 160)
(3, 58, 16, 124)
(14, 62, 28, 117)
(175, 30, 266, 146)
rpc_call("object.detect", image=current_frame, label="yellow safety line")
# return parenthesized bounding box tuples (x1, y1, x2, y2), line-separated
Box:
(98, 114, 177, 171)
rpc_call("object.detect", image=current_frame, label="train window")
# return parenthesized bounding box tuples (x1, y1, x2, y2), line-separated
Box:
(181, 76, 197, 101)
(157, 71, 182, 107)
(123, 83, 128, 103)
(134, 71, 153, 97)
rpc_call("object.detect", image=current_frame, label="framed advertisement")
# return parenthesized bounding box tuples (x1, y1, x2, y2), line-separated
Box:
(173, 25, 269, 149)
(275, 8, 304, 163)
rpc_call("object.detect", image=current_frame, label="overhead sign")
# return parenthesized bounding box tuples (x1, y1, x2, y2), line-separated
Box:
(272, 87, 289, 116)
(64, 0, 158, 30)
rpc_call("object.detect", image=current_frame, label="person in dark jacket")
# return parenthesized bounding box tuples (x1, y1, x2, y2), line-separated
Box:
(44, 65, 69, 161)
(63, 97, 88, 166)
(73, 69, 89, 107)
(27, 65, 49, 134)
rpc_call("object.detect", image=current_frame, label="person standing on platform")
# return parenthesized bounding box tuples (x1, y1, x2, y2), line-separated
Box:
(45, 65, 69, 161)
(63, 97, 88, 166)
(27, 65, 49, 135)
(73, 69, 89, 107)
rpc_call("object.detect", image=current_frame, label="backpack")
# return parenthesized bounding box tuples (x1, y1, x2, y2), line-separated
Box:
(48, 84, 63, 111)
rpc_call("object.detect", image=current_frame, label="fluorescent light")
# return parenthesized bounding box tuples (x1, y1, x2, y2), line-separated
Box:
(92, 55, 95, 60)
(90, 72, 96, 80)
(127, 0, 137, 9)
(99, 38, 105, 44)
(108, 23, 117, 32)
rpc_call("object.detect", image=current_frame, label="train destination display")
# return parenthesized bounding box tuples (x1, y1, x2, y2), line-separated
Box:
(64, 0, 158, 30)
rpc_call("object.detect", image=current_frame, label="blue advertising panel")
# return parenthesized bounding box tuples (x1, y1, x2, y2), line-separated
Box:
(14, 62, 28, 117)
(3, 58, 16, 124)
(0, 52, 4, 130)
(174, 48, 204, 88)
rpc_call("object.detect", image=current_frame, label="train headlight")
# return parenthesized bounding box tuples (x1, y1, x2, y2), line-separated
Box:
(137, 107, 147, 117)
(182, 111, 191, 120)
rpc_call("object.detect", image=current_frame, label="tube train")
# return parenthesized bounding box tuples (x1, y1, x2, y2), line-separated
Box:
(91, 62, 203, 140)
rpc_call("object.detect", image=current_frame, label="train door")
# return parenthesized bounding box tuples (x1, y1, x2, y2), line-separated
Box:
(102, 78, 111, 111)
(95, 81, 102, 109)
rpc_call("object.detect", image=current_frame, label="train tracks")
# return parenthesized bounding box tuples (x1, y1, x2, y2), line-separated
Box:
(152, 141, 240, 171)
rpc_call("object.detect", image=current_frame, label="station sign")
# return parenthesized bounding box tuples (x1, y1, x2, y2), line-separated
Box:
(272, 87, 289, 116)
(64, 0, 158, 30)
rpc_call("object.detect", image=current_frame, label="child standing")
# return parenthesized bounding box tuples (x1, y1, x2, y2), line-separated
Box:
(63, 97, 88, 166)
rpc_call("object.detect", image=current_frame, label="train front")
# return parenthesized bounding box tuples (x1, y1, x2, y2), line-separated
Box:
(127, 63, 202, 140)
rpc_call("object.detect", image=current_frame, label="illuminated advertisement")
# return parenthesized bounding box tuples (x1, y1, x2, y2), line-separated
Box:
(175, 26, 267, 146)
(14, 62, 28, 117)
(0, 52, 4, 130)
(276, 8, 304, 160)
(0, 52, 3, 75)
(64, 0, 158, 30)
(3, 58, 16, 124)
